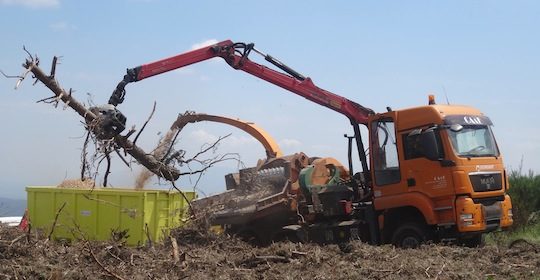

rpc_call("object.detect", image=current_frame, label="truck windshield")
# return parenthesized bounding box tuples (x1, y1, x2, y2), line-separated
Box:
(448, 126, 500, 157)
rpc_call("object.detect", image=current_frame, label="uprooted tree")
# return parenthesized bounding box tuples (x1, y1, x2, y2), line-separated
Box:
(4, 50, 240, 193)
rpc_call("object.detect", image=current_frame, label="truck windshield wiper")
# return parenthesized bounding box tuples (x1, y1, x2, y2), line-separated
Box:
(460, 153, 495, 158)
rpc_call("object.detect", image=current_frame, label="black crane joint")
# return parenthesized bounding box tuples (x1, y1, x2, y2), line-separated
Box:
(108, 67, 140, 106)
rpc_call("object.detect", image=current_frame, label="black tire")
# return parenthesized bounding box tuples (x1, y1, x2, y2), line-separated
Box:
(391, 222, 429, 248)
(236, 230, 259, 245)
(272, 231, 301, 243)
(338, 242, 353, 253)
(460, 235, 484, 248)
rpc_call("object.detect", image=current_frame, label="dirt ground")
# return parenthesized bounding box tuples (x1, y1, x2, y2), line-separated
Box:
(0, 225, 539, 280)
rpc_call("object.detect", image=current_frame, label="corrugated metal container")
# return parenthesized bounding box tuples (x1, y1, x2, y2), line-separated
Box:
(26, 186, 195, 246)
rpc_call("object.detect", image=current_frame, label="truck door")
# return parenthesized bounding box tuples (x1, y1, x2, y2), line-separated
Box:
(398, 127, 456, 225)
(370, 117, 404, 196)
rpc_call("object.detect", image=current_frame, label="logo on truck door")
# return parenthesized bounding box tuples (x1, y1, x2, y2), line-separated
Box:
(427, 175, 447, 189)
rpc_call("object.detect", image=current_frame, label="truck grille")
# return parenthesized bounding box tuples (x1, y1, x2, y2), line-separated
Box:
(469, 172, 503, 192)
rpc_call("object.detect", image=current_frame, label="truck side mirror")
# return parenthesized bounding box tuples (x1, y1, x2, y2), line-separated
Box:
(420, 130, 440, 161)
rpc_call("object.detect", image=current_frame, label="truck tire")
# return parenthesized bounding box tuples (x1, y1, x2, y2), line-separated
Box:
(272, 231, 301, 243)
(236, 230, 259, 245)
(391, 222, 429, 248)
(460, 235, 484, 248)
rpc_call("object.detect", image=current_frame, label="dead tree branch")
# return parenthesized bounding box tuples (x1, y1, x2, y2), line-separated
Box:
(114, 149, 131, 168)
(86, 242, 126, 280)
(1, 66, 33, 90)
(47, 202, 67, 241)
(170, 236, 180, 263)
(171, 181, 194, 216)
(133, 101, 156, 145)
(103, 150, 112, 187)
(49, 56, 60, 79)
(81, 131, 91, 181)
(181, 135, 231, 165)
(22, 58, 181, 181)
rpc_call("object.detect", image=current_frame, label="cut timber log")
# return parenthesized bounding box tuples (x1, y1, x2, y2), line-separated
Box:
(23, 59, 181, 181)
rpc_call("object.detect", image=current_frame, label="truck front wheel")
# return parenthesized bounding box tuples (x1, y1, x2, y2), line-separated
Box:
(459, 234, 484, 248)
(391, 222, 429, 248)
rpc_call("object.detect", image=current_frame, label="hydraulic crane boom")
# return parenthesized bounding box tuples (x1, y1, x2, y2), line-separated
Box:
(109, 40, 374, 125)
(107, 40, 374, 179)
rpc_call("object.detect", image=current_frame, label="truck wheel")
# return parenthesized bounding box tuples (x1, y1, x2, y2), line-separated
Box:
(338, 242, 353, 253)
(237, 230, 259, 245)
(272, 231, 301, 243)
(460, 235, 484, 248)
(391, 222, 429, 248)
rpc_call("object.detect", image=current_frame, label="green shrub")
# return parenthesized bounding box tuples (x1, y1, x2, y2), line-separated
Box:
(486, 222, 540, 245)
(508, 169, 540, 228)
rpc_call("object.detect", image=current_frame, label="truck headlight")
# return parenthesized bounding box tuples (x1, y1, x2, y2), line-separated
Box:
(460, 213, 474, 226)
(508, 209, 513, 218)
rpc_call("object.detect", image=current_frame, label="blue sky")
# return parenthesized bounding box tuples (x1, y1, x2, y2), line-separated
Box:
(0, 0, 539, 199)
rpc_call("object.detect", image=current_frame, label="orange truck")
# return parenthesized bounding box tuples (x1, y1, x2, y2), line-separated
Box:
(99, 40, 513, 247)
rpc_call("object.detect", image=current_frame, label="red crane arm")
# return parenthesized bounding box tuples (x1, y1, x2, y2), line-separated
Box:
(135, 40, 234, 80)
(109, 40, 373, 125)
(228, 53, 373, 125)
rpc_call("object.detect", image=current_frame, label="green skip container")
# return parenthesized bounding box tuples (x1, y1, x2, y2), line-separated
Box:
(26, 186, 195, 246)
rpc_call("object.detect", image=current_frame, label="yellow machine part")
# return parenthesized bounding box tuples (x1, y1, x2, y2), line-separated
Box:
(171, 112, 283, 158)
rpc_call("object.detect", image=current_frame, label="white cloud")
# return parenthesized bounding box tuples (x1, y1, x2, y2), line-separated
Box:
(225, 135, 257, 147)
(279, 138, 302, 148)
(189, 130, 259, 148)
(191, 39, 219, 50)
(49, 21, 77, 32)
(189, 129, 218, 144)
(1, 0, 59, 8)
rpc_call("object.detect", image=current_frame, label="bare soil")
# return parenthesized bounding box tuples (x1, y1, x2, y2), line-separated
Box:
(1, 225, 538, 280)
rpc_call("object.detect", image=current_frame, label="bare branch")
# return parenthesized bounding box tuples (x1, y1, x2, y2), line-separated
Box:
(81, 131, 91, 181)
(35, 95, 57, 104)
(22, 45, 35, 62)
(47, 202, 67, 241)
(23, 60, 181, 181)
(63, 88, 73, 110)
(171, 180, 194, 216)
(115, 149, 131, 168)
(1, 67, 33, 90)
(103, 150, 112, 187)
(49, 56, 60, 79)
(124, 126, 136, 139)
(0, 70, 23, 79)
(86, 242, 126, 280)
(159, 128, 182, 162)
(133, 101, 156, 145)
(183, 134, 231, 164)
(178, 152, 239, 177)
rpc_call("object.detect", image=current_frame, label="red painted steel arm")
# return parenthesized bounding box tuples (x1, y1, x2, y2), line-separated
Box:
(136, 40, 234, 80)
(227, 55, 373, 124)
(110, 40, 373, 124)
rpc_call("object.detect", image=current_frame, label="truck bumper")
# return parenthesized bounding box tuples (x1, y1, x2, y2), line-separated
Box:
(500, 194, 513, 228)
(455, 194, 513, 233)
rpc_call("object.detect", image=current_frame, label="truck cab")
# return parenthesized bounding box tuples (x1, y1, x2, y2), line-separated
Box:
(369, 100, 513, 246)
